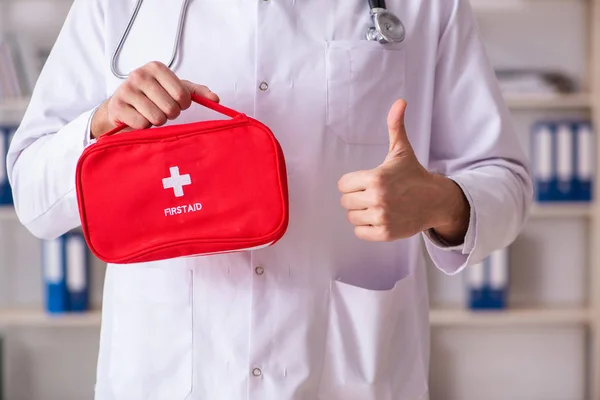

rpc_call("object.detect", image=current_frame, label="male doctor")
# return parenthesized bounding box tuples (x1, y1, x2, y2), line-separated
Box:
(8, 0, 532, 399)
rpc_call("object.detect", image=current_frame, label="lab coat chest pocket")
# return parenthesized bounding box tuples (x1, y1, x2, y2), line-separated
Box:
(326, 41, 406, 145)
(108, 266, 193, 400)
(318, 271, 427, 400)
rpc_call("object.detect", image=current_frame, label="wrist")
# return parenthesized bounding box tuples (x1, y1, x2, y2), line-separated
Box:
(90, 101, 112, 139)
(428, 174, 470, 245)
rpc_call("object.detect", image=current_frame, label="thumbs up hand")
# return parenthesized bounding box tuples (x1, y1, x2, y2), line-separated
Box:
(338, 100, 470, 243)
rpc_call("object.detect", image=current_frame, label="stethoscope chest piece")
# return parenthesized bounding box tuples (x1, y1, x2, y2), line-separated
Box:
(367, 7, 405, 44)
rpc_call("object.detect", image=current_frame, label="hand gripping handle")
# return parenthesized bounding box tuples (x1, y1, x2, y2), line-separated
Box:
(102, 94, 242, 137)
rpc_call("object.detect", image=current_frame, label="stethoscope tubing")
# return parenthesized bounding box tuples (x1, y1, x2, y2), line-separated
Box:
(110, 0, 191, 79)
(110, 0, 403, 79)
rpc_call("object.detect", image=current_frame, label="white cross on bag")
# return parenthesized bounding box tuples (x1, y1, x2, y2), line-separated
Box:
(162, 166, 192, 198)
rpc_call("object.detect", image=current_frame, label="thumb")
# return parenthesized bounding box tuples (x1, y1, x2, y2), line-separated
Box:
(182, 81, 220, 103)
(386, 99, 412, 160)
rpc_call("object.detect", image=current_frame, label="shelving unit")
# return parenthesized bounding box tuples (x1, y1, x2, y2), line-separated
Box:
(1, 308, 590, 329)
(530, 203, 594, 218)
(588, 0, 600, 398)
(0, 309, 101, 328)
(0, 98, 29, 114)
(0, 308, 590, 329)
(430, 308, 592, 327)
(504, 92, 592, 110)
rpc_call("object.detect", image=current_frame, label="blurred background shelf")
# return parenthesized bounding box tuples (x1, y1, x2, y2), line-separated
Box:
(0, 309, 101, 328)
(1, 308, 589, 329)
(504, 93, 592, 110)
(530, 204, 594, 218)
(430, 308, 592, 327)
(0, 207, 16, 221)
(0, 98, 30, 121)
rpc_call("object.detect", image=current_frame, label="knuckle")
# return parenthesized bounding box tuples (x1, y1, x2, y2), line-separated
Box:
(146, 61, 165, 72)
(119, 82, 133, 95)
(132, 118, 150, 130)
(150, 112, 167, 126)
(172, 88, 189, 105)
(108, 99, 125, 117)
(128, 69, 146, 83)
(156, 116, 168, 126)
(166, 104, 181, 119)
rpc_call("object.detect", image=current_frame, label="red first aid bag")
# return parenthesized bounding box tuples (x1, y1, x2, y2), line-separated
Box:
(76, 95, 289, 264)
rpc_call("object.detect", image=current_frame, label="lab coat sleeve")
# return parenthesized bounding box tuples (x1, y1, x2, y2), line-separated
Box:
(7, 0, 107, 240)
(423, 0, 534, 275)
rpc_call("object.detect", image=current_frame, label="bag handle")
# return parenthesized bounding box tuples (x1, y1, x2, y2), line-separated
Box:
(102, 94, 243, 137)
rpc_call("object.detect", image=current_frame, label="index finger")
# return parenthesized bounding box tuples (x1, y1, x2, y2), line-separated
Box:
(338, 170, 373, 193)
(148, 62, 192, 110)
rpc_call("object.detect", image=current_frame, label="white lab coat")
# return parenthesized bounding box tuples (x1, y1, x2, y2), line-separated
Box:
(7, 0, 533, 399)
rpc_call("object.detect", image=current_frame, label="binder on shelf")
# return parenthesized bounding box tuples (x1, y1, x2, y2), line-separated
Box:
(531, 120, 595, 203)
(0, 127, 15, 206)
(467, 259, 487, 309)
(576, 122, 594, 202)
(488, 248, 509, 309)
(42, 237, 68, 314)
(532, 123, 554, 202)
(555, 123, 575, 201)
(468, 247, 509, 310)
(42, 233, 91, 314)
(65, 232, 89, 313)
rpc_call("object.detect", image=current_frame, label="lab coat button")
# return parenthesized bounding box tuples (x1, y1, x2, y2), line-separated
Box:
(252, 368, 262, 377)
(259, 81, 269, 91)
(255, 266, 265, 276)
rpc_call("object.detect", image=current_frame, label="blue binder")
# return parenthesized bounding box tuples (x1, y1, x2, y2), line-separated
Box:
(575, 122, 594, 202)
(65, 232, 89, 312)
(532, 123, 554, 202)
(487, 248, 509, 309)
(555, 123, 576, 201)
(0, 127, 15, 206)
(468, 248, 509, 310)
(42, 237, 68, 314)
(532, 120, 595, 203)
(468, 259, 487, 309)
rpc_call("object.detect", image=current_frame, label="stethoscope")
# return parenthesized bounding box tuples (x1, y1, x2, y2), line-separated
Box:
(366, 0, 406, 44)
(111, 0, 405, 79)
